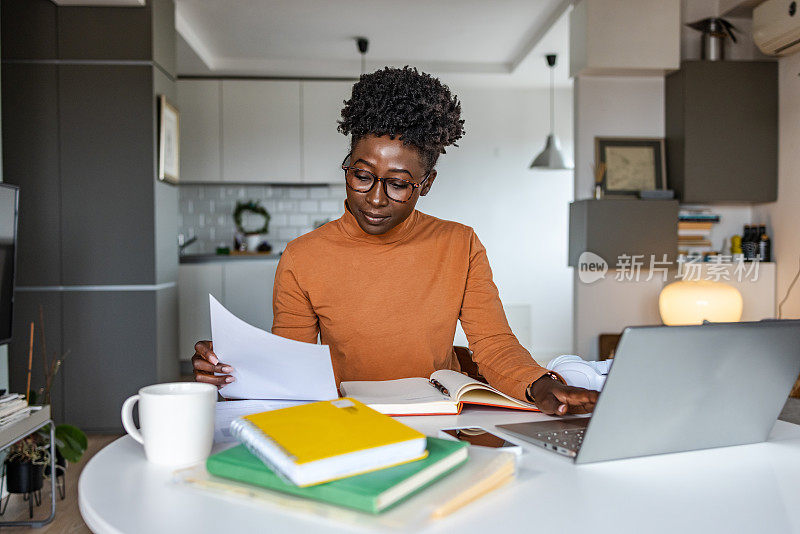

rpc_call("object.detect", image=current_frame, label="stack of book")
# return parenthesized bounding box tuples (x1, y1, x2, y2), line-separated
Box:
(678, 209, 720, 259)
(207, 398, 471, 514)
(0, 393, 31, 427)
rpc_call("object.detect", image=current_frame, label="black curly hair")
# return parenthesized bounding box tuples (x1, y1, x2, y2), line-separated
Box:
(337, 66, 465, 172)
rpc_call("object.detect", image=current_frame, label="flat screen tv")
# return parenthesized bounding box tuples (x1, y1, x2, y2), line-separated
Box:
(0, 184, 19, 346)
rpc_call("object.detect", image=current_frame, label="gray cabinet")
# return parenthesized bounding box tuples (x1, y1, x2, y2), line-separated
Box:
(177, 79, 353, 184)
(301, 81, 353, 184)
(568, 199, 678, 267)
(665, 61, 778, 203)
(178, 260, 279, 362)
(1, 63, 61, 286)
(222, 80, 302, 182)
(176, 80, 221, 183)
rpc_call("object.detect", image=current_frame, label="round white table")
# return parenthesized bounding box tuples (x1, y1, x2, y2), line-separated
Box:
(79, 408, 800, 534)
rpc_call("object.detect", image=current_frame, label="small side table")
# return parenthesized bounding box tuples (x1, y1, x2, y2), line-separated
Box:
(0, 405, 56, 528)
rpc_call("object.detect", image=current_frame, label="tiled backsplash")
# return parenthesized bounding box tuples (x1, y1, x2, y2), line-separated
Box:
(179, 184, 346, 254)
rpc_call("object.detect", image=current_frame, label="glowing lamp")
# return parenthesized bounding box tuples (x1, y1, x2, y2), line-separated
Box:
(658, 280, 743, 326)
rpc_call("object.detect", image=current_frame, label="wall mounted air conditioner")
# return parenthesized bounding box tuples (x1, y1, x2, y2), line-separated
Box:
(754, 0, 800, 56)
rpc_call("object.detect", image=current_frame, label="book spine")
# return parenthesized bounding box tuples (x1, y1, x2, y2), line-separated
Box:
(229, 418, 296, 486)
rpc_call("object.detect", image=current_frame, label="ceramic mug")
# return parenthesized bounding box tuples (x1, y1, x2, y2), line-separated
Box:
(121, 382, 216, 467)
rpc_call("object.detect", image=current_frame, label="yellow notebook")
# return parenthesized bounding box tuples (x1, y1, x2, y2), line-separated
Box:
(229, 398, 428, 487)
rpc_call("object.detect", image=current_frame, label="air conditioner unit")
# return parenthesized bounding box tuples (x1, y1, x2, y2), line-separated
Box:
(753, 0, 800, 56)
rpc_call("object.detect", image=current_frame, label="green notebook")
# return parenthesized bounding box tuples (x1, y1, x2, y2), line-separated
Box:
(206, 437, 468, 514)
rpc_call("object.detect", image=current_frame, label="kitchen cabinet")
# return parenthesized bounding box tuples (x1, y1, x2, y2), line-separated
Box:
(569, 0, 680, 77)
(222, 261, 279, 330)
(665, 61, 778, 203)
(176, 80, 221, 183)
(177, 79, 353, 184)
(178, 259, 279, 361)
(301, 81, 353, 184)
(222, 80, 301, 183)
(568, 199, 678, 267)
(178, 262, 223, 360)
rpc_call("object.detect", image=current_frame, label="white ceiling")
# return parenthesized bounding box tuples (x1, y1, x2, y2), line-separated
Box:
(175, 0, 572, 87)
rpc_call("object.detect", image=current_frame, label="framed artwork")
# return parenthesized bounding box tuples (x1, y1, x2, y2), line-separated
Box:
(158, 95, 180, 183)
(595, 137, 666, 196)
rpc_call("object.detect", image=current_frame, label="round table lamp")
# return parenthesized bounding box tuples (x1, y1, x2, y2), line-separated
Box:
(658, 280, 743, 325)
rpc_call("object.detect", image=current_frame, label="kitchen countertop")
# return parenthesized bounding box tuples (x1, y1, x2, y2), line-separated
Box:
(179, 252, 282, 264)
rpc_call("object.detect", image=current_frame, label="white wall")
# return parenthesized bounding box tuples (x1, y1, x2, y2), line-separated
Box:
(754, 52, 800, 319)
(573, 75, 665, 200)
(418, 84, 574, 363)
(572, 75, 666, 357)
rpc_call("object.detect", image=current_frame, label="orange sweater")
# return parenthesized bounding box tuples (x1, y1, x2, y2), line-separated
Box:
(271, 204, 549, 401)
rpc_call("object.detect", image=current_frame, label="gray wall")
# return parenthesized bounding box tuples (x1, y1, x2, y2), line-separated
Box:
(1, 0, 179, 430)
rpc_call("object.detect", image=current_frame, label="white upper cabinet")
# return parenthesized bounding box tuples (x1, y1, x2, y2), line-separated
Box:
(570, 0, 680, 77)
(222, 80, 302, 183)
(301, 81, 353, 184)
(176, 80, 221, 183)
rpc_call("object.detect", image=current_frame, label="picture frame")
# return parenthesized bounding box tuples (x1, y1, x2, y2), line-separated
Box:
(595, 137, 666, 196)
(158, 95, 180, 183)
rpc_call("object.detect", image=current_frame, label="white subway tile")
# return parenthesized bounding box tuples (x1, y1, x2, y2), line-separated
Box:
(309, 187, 331, 199)
(277, 201, 296, 212)
(278, 227, 300, 241)
(271, 213, 288, 226)
(299, 200, 318, 213)
(289, 213, 309, 226)
(318, 200, 341, 213)
(289, 188, 308, 199)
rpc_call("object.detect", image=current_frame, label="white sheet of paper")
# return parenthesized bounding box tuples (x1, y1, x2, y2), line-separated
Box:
(209, 295, 337, 401)
(213, 400, 309, 443)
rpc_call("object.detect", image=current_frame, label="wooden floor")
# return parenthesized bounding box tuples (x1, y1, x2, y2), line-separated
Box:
(0, 434, 121, 533)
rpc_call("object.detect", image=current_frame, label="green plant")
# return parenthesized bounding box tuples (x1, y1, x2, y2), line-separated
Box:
(7, 436, 49, 466)
(24, 305, 88, 465)
(53, 425, 88, 464)
(234, 200, 270, 235)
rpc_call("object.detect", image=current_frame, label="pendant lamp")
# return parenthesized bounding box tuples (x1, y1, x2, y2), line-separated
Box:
(530, 54, 572, 170)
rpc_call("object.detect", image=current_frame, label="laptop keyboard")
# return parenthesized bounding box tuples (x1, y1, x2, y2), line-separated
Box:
(534, 428, 585, 451)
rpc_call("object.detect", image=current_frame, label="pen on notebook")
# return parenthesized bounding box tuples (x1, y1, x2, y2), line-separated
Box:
(430, 379, 449, 396)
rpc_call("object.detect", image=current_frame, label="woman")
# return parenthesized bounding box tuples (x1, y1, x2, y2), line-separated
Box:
(193, 66, 598, 416)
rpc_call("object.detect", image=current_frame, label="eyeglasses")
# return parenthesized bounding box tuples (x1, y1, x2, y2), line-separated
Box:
(341, 154, 431, 203)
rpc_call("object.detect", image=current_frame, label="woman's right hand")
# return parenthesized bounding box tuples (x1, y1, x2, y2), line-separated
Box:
(192, 340, 235, 389)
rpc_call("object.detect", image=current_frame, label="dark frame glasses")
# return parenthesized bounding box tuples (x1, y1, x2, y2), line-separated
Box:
(341, 154, 431, 203)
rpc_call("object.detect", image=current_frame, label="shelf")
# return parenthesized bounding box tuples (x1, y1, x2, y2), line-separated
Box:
(0, 405, 51, 451)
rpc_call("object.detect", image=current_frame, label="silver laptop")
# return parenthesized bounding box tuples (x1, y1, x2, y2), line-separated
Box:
(497, 320, 800, 463)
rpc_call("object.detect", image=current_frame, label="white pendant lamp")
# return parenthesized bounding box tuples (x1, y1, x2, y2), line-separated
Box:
(530, 54, 572, 170)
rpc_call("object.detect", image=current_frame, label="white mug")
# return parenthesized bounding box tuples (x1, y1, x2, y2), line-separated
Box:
(121, 382, 216, 467)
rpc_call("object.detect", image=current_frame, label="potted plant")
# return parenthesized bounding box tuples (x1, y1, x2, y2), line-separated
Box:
(25, 307, 88, 494)
(4, 436, 49, 496)
(234, 200, 271, 252)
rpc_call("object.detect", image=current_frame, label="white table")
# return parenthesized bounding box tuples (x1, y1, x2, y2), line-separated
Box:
(79, 408, 800, 534)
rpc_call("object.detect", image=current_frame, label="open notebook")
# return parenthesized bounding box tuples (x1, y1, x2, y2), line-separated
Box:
(339, 369, 539, 416)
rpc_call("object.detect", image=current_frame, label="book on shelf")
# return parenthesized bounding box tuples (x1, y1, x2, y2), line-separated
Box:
(339, 369, 539, 416)
(678, 239, 713, 247)
(678, 221, 715, 230)
(678, 229, 712, 238)
(205, 437, 469, 514)
(0, 394, 30, 427)
(229, 398, 427, 487)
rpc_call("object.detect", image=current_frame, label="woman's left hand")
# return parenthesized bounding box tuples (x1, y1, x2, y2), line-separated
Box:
(529, 377, 599, 416)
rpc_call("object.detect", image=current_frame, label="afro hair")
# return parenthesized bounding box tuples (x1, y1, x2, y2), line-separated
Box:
(337, 66, 465, 171)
